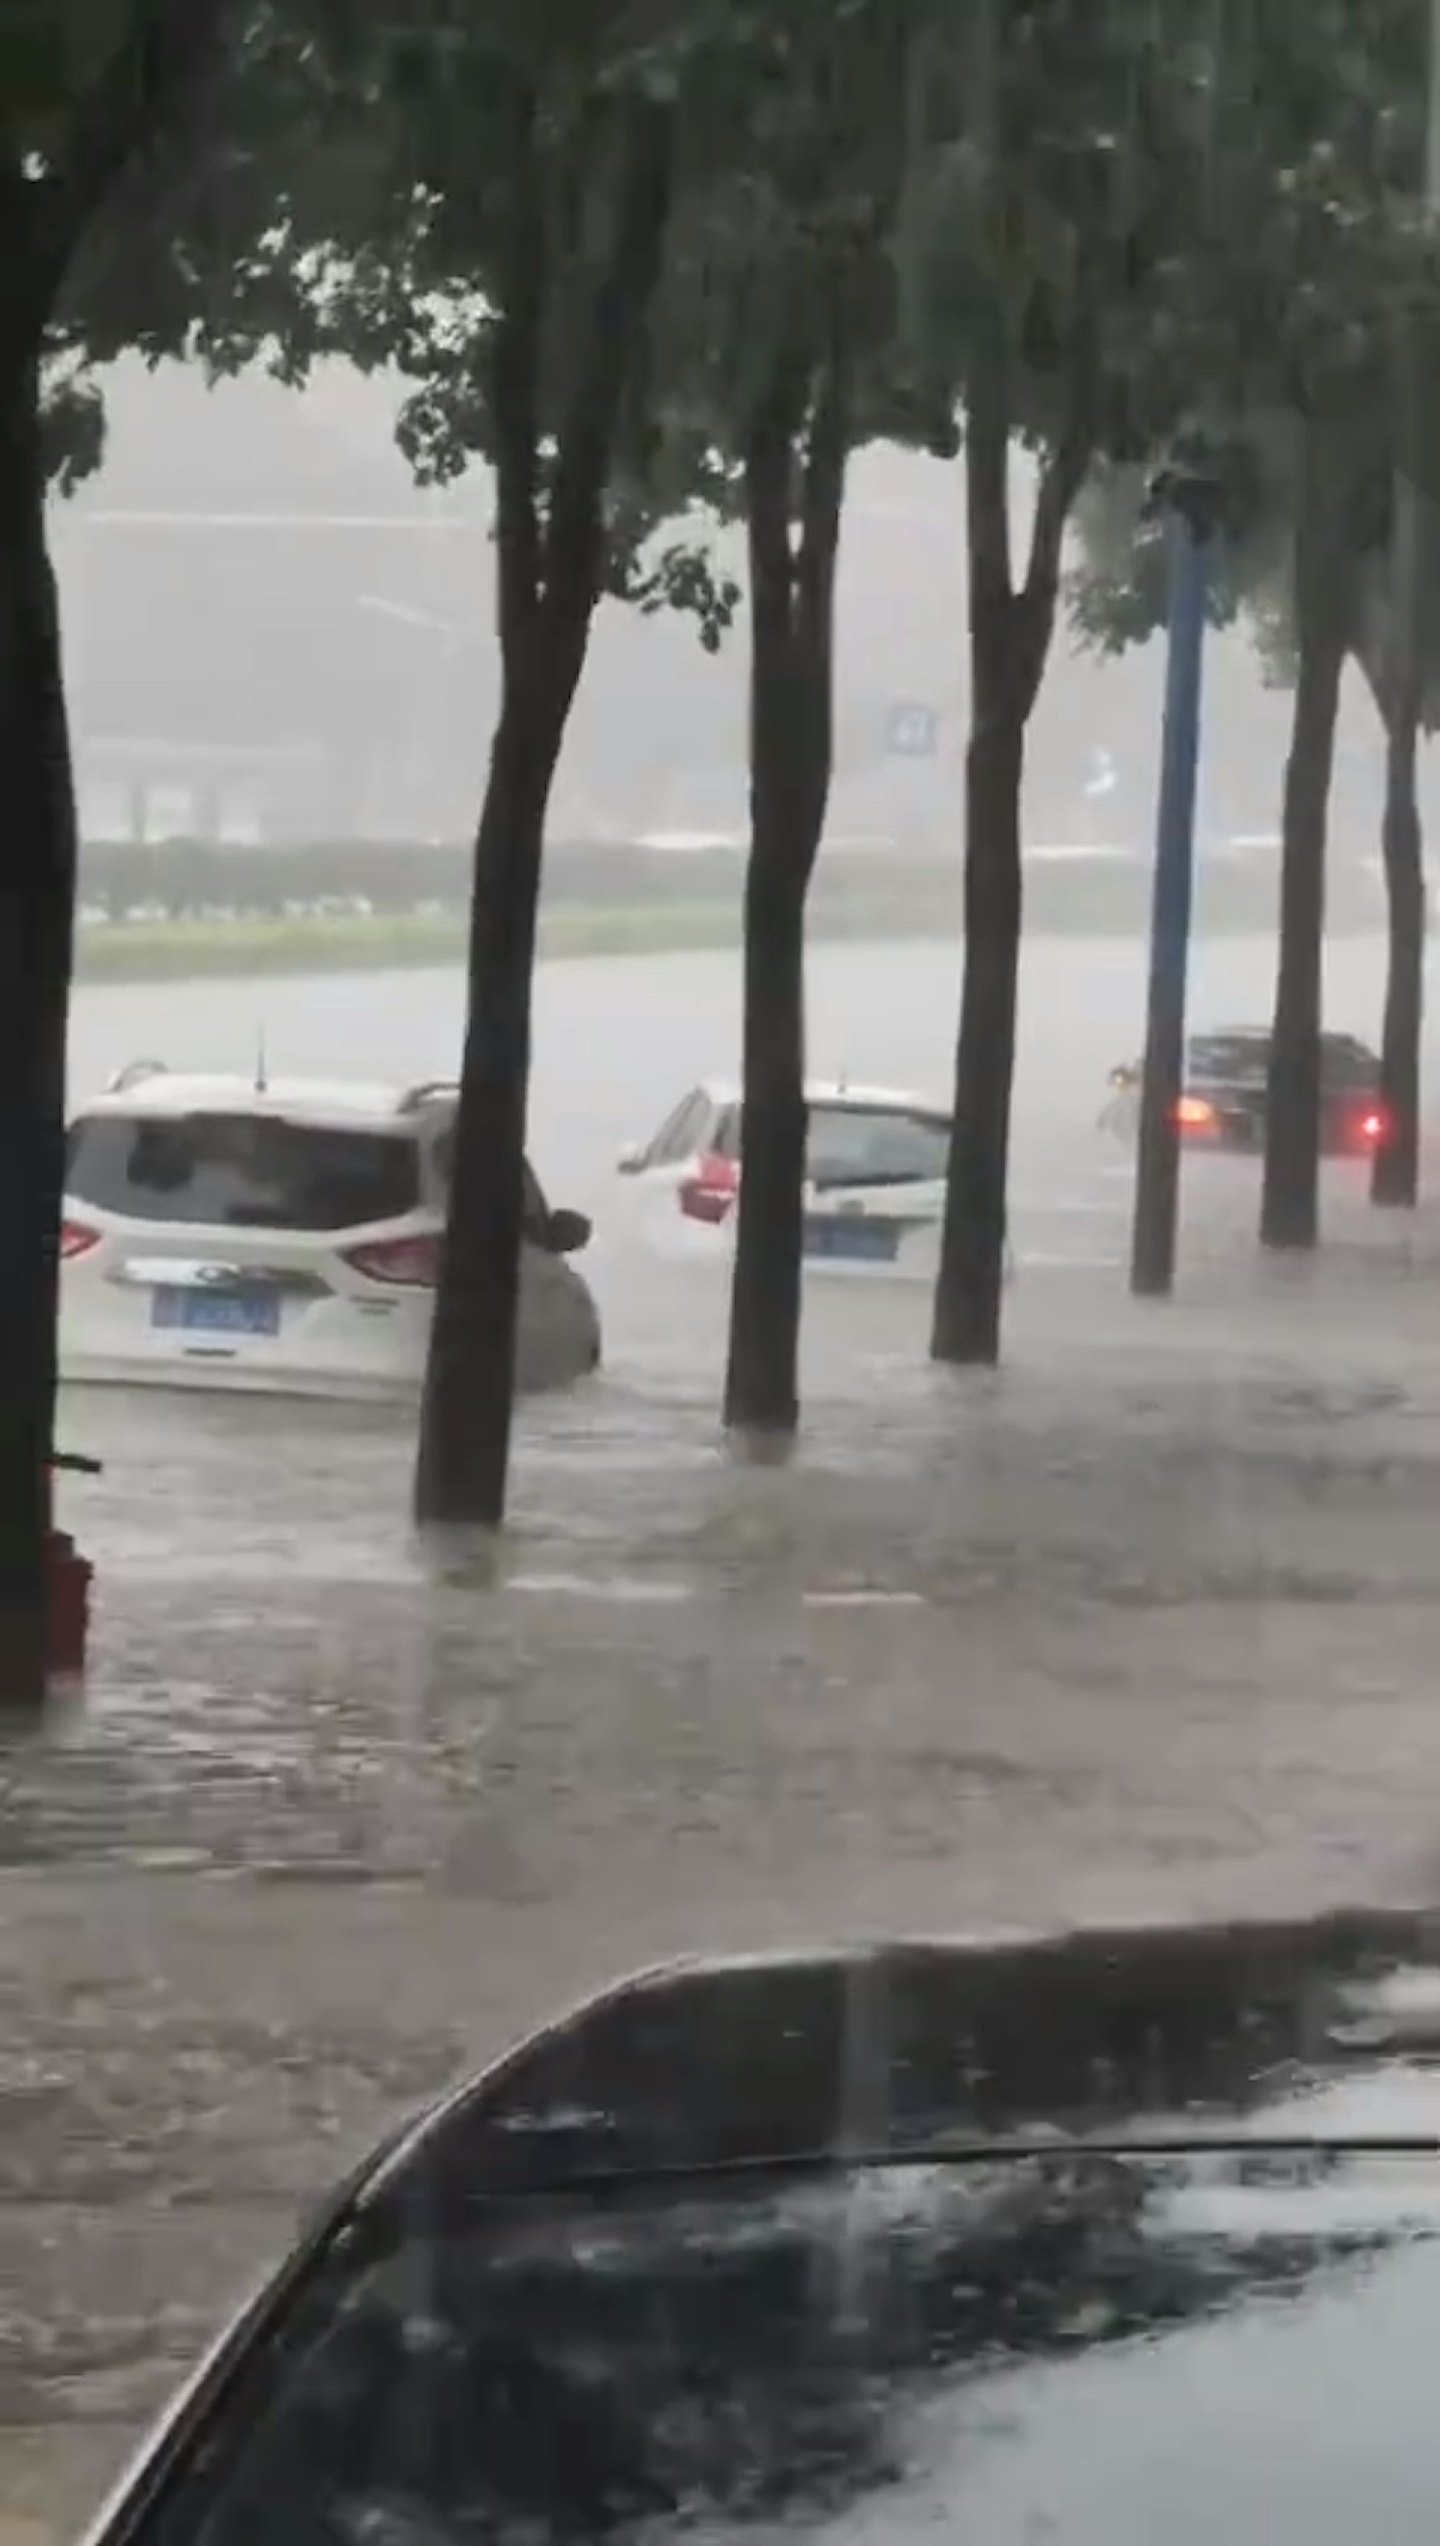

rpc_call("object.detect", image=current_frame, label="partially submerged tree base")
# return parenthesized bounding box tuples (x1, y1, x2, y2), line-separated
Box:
(416, 1517, 505, 1590)
(724, 1425, 797, 1470)
(0, 1605, 50, 1716)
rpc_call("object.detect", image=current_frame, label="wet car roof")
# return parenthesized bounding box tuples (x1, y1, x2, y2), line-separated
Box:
(87, 1923, 1440, 2546)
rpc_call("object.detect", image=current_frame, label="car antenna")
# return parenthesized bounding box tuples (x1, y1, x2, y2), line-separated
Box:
(255, 1026, 268, 1094)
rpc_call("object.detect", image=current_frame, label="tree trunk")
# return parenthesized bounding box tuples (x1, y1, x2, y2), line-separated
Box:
(413, 684, 562, 1531)
(413, 92, 672, 1531)
(929, 268, 1088, 1367)
(1261, 540, 1345, 1252)
(931, 702, 1025, 1363)
(724, 847, 809, 1435)
(723, 424, 811, 1441)
(1372, 701, 1424, 1207)
(0, 361, 78, 1708)
(722, 342, 845, 1438)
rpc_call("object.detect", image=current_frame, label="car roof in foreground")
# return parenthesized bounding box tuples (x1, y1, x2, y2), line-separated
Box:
(73, 1073, 455, 1131)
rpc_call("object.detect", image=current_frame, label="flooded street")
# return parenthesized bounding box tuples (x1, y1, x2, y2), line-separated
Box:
(12, 930, 1440, 2532)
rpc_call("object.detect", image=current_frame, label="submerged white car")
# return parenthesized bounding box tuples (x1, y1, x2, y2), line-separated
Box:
(59, 1066, 601, 1400)
(616, 1078, 955, 1275)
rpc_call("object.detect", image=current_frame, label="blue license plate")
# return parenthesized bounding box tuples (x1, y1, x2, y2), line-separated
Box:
(151, 1286, 281, 1338)
(803, 1214, 900, 1263)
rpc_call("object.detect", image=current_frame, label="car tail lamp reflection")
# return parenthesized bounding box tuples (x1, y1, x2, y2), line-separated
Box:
(1174, 1095, 1219, 1134)
(344, 1235, 440, 1287)
(60, 1220, 101, 1260)
(679, 1153, 740, 1223)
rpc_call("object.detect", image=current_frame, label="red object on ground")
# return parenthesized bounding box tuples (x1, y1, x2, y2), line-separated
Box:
(47, 1529, 93, 1679)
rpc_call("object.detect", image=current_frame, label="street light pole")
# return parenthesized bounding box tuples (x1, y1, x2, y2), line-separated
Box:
(1130, 465, 1215, 1298)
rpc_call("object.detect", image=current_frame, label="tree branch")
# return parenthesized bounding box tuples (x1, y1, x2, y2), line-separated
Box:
(1023, 423, 1090, 615)
(22, 0, 239, 344)
(744, 335, 810, 642)
(965, 284, 1013, 625)
(491, 79, 545, 669)
(795, 290, 850, 659)
(539, 93, 675, 643)
(1014, 321, 1096, 712)
(793, 361, 847, 861)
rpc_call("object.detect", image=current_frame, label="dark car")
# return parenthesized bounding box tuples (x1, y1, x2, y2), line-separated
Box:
(1104, 1027, 1389, 1157)
(82, 1921, 1440, 2546)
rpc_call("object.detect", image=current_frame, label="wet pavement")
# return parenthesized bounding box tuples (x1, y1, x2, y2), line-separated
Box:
(10, 932, 1440, 2534)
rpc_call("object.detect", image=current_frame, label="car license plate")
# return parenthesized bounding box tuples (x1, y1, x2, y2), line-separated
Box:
(803, 1214, 900, 1263)
(151, 1286, 281, 1338)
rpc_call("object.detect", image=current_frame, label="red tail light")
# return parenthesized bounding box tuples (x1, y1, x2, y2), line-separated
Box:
(60, 1220, 101, 1261)
(679, 1152, 740, 1224)
(1174, 1095, 1219, 1134)
(1359, 1106, 1390, 1146)
(344, 1234, 440, 1287)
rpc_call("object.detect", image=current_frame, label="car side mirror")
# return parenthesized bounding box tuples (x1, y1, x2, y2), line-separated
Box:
(617, 1142, 643, 1175)
(547, 1207, 592, 1256)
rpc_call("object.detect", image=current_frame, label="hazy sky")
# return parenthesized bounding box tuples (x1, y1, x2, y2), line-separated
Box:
(50, 359, 1393, 853)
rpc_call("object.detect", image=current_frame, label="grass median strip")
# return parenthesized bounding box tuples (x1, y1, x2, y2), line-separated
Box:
(72, 894, 959, 983)
(74, 902, 744, 982)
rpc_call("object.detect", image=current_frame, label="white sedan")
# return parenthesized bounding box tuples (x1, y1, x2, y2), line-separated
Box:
(615, 1078, 955, 1276)
(59, 1065, 602, 1400)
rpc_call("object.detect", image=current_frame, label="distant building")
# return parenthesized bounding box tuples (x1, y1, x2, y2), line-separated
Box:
(52, 366, 1398, 859)
(54, 368, 495, 844)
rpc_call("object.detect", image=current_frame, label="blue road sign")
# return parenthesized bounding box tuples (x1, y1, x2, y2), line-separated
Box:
(885, 702, 939, 758)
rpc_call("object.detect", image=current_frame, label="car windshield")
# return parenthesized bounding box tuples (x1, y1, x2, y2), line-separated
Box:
(65, 1113, 421, 1231)
(125, 2140, 1440, 2546)
(1319, 1037, 1381, 1088)
(806, 1104, 951, 1189)
(1186, 1036, 1269, 1084)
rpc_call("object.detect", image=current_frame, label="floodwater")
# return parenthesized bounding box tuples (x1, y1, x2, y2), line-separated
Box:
(12, 928, 1440, 2533)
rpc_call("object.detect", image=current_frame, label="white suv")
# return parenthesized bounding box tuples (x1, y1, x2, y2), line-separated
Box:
(59, 1066, 601, 1400)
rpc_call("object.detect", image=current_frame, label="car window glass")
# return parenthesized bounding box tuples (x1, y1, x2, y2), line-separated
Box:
(66, 1114, 421, 1232)
(647, 1091, 709, 1166)
(1320, 1037, 1378, 1089)
(1187, 1038, 1268, 1084)
(806, 1107, 951, 1190)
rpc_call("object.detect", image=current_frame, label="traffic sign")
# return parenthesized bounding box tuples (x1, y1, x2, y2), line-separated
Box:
(885, 702, 939, 758)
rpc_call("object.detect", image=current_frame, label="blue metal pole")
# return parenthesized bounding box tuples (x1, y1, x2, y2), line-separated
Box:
(1130, 504, 1209, 1297)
